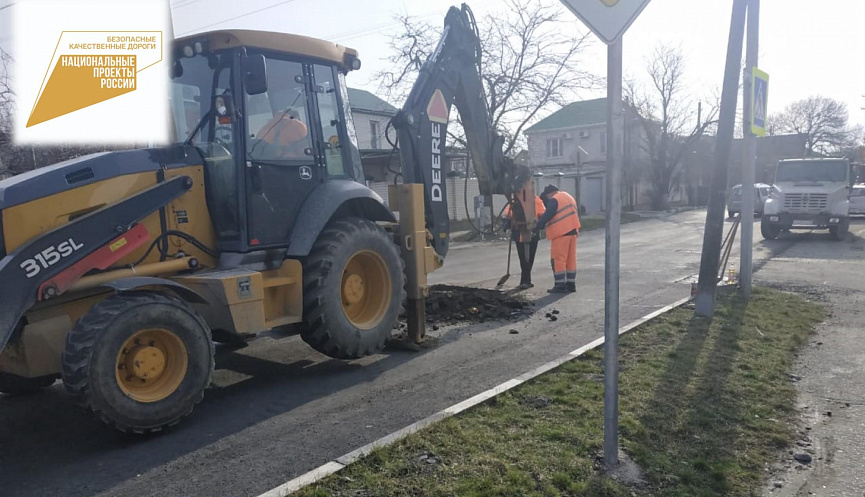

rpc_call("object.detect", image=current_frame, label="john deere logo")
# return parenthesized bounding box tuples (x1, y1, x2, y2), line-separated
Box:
(299, 166, 312, 180)
(600, 0, 620, 5)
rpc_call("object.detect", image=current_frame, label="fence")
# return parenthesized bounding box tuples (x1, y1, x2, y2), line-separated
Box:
(368, 178, 509, 222)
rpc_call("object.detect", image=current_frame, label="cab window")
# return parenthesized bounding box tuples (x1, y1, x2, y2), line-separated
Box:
(169, 52, 239, 240)
(245, 57, 312, 163)
(313, 64, 346, 177)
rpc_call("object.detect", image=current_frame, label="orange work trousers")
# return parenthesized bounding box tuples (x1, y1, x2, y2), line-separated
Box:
(550, 234, 577, 284)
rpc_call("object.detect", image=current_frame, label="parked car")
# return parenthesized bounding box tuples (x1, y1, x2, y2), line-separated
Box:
(728, 183, 771, 218)
(850, 184, 865, 216)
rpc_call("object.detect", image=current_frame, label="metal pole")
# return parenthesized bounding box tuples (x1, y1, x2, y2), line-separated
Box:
(604, 37, 623, 472)
(694, 0, 747, 318)
(740, 0, 760, 298)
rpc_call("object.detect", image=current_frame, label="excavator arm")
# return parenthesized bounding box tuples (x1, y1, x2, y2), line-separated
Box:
(387, 3, 534, 349)
(391, 3, 531, 259)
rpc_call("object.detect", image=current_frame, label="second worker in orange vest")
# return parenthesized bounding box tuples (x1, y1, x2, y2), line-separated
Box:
(502, 195, 546, 289)
(534, 184, 580, 293)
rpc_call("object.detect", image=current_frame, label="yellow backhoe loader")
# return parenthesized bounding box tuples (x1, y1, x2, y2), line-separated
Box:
(0, 4, 534, 433)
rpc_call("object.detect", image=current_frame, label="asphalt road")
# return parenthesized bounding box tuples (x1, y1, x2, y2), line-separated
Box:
(0, 210, 792, 497)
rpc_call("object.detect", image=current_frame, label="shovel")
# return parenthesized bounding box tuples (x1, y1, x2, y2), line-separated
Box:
(496, 238, 513, 289)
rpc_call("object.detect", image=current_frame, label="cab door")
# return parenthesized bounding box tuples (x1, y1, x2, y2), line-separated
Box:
(243, 55, 320, 247)
(310, 64, 350, 179)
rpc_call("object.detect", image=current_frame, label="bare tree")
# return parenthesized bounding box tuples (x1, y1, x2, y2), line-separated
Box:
(772, 96, 858, 156)
(0, 46, 16, 176)
(626, 45, 719, 210)
(375, 0, 596, 158)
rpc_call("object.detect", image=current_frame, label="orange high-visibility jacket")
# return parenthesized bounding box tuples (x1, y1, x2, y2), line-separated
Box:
(504, 196, 546, 242)
(504, 196, 546, 220)
(544, 191, 580, 239)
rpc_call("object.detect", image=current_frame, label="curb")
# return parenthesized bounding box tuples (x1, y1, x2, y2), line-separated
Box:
(256, 296, 693, 497)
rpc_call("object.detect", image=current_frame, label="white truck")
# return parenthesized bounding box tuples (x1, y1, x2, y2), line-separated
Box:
(761, 158, 853, 241)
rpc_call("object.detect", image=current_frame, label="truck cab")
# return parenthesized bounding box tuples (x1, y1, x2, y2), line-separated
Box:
(761, 158, 853, 240)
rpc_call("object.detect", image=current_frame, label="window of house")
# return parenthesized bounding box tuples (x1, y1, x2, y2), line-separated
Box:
(600, 132, 607, 154)
(370, 121, 380, 149)
(546, 138, 562, 158)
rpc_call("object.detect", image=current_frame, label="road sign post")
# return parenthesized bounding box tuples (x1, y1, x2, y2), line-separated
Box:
(603, 38, 623, 472)
(558, 0, 651, 472)
(740, 0, 762, 299)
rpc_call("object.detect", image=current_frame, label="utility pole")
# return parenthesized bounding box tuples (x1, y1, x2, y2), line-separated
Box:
(694, 0, 747, 318)
(739, 0, 760, 298)
(603, 37, 623, 472)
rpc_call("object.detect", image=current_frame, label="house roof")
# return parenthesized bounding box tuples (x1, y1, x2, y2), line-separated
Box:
(525, 98, 608, 133)
(347, 88, 398, 116)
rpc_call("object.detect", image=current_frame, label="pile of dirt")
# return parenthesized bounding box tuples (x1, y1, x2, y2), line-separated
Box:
(422, 284, 532, 325)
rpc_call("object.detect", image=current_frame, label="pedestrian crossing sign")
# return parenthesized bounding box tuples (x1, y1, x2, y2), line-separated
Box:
(751, 67, 769, 137)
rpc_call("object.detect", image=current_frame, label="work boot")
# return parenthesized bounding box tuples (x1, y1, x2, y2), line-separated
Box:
(518, 282, 533, 290)
(547, 283, 569, 294)
(567, 282, 576, 293)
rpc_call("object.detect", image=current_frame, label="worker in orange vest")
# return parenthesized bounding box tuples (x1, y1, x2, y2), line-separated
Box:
(502, 195, 546, 289)
(534, 184, 580, 293)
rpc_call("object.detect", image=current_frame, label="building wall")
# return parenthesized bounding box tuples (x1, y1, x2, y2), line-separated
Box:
(367, 178, 508, 222)
(527, 122, 647, 171)
(533, 172, 607, 215)
(352, 111, 392, 150)
(526, 121, 649, 211)
(527, 124, 609, 169)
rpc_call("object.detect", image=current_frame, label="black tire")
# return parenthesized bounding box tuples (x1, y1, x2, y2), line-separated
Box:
(61, 292, 214, 434)
(761, 220, 780, 240)
(830, 219, 849, 241)
(0, 372, 56, 395)
(302, 218, 405, 359)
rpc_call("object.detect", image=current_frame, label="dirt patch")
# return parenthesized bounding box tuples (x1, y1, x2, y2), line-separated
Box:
(759, 282, 831, 302)
(422, 284, 532, 325)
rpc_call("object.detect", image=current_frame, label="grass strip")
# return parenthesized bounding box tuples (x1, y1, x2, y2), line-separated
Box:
(295, 287, 824, 497)
(578, 212, 641, 232)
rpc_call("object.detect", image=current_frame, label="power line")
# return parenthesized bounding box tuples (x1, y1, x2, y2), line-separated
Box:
(176, 0, 299, 36)
(0, 3, 15, 12)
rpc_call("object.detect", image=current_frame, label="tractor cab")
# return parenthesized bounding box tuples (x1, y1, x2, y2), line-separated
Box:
(169, 31, 365, 253)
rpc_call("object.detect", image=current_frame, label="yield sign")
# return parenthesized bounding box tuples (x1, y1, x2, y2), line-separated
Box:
(559, 0, 652, 44)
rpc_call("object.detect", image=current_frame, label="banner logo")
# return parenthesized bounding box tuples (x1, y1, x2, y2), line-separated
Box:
(13, 0, 170, 145)
(27, 32, 162, 127)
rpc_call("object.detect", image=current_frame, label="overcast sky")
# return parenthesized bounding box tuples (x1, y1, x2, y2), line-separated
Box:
(2, 0, 864, 128)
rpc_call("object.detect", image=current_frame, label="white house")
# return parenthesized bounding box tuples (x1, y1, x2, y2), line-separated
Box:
(347, 88, 397, 151)
(524, 98, 647, 213)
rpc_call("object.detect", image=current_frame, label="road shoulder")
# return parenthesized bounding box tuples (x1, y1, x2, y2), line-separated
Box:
(757, 226, 865, 496)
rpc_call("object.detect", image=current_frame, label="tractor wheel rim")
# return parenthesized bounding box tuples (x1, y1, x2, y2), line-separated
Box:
(341, 250, 391, 330)
(115, 328, 188, 403)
